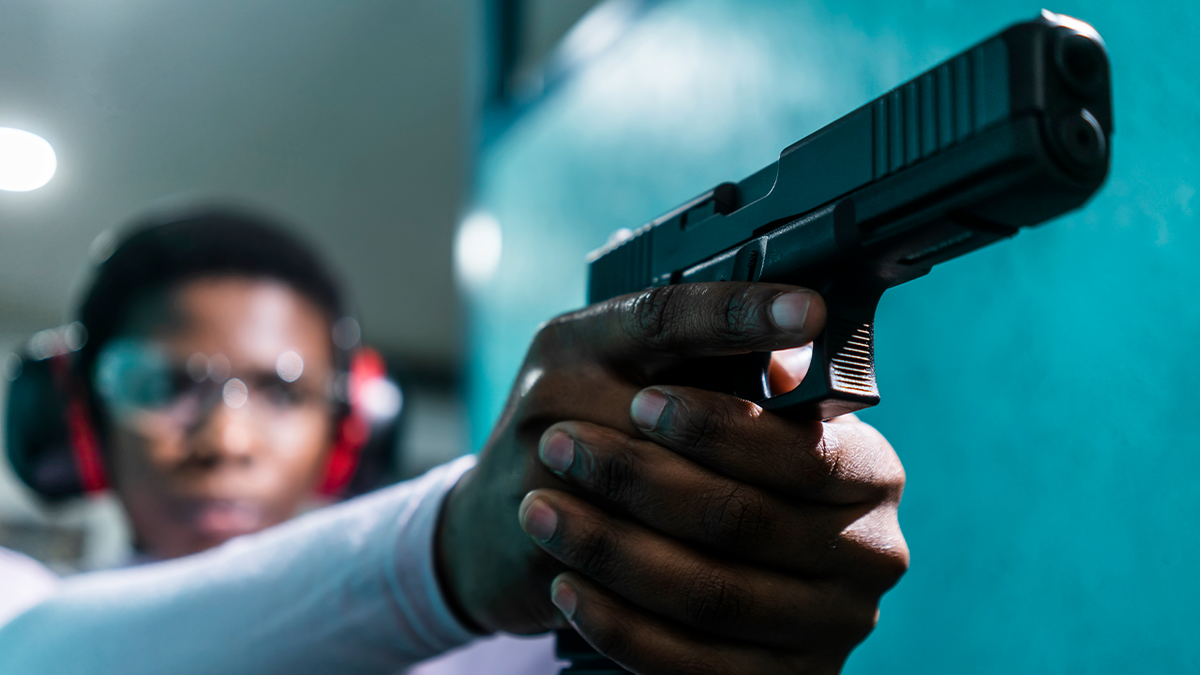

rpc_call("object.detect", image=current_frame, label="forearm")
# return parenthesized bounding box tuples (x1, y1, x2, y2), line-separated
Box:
(0, 455, 479, 675)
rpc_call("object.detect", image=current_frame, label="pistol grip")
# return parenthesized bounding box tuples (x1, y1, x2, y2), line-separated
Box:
(759, 283, 884, 420)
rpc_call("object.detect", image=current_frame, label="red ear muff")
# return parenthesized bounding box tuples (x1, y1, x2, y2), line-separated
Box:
(318, 415, 369, 496)
(49, 354, 109, 494)
(316, 347, 387, 497)
(64, 392, 109, 494)
(6, 328, 109, 501)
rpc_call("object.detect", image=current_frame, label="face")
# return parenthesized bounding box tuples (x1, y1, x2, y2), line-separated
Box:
(96, 277, 336, 559)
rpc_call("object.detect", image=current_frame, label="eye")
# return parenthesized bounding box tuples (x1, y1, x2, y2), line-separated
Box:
(160, 369, 199, 405)
(124, 367, 174, 409)
(259, 380, 308, 407)
(94, 339, 178, 411)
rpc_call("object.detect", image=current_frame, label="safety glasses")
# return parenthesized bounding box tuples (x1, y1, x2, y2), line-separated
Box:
(93, 338, 333, 432)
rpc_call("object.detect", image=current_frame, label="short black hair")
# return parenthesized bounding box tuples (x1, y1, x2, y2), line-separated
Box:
(77, 208, 350, 387)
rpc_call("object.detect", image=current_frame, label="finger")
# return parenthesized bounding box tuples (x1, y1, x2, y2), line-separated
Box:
(538, 422, 867, 573)
(629, 386, 906, 505)
(550, 573, 852, 675)
(513, 284, 823, 437)
(518, 490, 881, 647)
(541, 282, 826, 365)
(514, 366, 645, 439)
(767, 344, 812, 395)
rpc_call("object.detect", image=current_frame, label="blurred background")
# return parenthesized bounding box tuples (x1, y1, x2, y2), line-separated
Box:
(2, 0, 1197, 672)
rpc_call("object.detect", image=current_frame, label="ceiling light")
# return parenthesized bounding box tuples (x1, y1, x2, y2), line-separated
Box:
(0, 127, 57, 192)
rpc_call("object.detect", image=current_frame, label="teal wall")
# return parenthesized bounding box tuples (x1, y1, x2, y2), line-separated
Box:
(465, 0, 1199, 671)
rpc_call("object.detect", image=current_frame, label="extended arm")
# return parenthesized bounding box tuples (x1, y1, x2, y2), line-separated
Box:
(0, 457, 478, 675)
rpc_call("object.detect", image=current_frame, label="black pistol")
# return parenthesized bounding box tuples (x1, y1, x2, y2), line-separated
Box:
(560, 10, 1112, 674)
(587, 10, 1111, 419)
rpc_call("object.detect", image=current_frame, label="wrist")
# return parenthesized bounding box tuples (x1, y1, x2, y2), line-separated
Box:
(433, 465, 491, 635)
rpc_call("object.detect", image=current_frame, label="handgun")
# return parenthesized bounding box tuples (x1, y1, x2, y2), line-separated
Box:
(586, 10, 1110, 419)
(561, 9, 1112, 673)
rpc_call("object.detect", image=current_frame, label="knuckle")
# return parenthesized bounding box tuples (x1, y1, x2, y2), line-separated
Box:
(593, 441, 644, 507)
(624, 285, 685, 351)
(723, 285, 761, 337)
(841, 420, 908, 500)
(854, 422, 907, 497)
(883, 450, 907, 497)
(668, 395, 739, 460)
(571, 526, 624, 584)
(681, 565, 745, 629)
(844, 601, 882, 645)
(781, 423, 838, 492)
(699, 484, 772, 549)
(812, 434, 843, 485)
(676, 415, 722, 462)
(873, 531, 911, 588)
(532, 315, 566, 349)
(846, 517, 910, 594)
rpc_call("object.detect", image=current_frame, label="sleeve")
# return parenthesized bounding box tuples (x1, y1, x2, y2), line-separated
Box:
(0, 547, 59, 625)
(0, 455, 481, 675)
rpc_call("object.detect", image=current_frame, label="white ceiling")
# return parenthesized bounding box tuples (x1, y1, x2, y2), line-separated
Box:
(0, 0, 475, 364)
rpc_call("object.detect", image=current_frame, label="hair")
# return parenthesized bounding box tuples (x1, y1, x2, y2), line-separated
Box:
(76, 208, 351, 420)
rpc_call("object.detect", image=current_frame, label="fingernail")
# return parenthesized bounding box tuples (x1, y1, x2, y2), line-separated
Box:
(520, 498, 559, 542)
(770, 291, 813, 334)
(551, 578, 578, 619)
(630, 389, 669, 431)
(539, 432, 575, 474)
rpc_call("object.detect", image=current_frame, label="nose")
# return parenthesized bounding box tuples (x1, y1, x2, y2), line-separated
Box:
(188, 389, 259, 467)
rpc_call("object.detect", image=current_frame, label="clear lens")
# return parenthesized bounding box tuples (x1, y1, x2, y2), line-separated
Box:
(93, 339, 330, 430)
(94, 339, 178, 413)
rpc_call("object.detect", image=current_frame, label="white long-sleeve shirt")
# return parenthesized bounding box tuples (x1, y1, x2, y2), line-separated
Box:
(0, 456, 561, 675)
(0, 547, 59, 626)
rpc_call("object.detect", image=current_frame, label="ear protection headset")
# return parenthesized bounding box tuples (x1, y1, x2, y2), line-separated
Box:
(3, 211, 403, 502)
(318, 343, 398, 496)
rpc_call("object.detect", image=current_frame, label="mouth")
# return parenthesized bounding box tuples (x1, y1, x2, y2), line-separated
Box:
(184, 499, 268, 538)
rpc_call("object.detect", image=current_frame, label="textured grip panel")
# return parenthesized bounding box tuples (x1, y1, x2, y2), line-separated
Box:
(827, 319, 879, 397)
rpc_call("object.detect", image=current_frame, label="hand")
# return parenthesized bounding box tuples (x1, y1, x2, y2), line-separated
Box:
(523, 400, 907, 674)
(436, 282, 829, 634)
